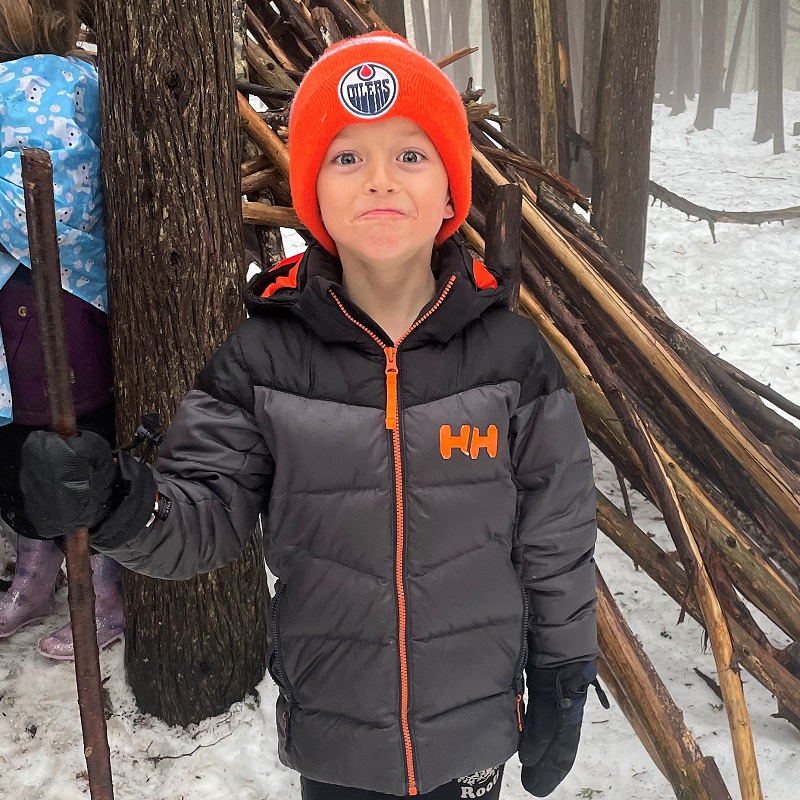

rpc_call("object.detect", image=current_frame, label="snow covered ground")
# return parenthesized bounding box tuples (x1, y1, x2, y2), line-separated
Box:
(1, 91, 799, 799)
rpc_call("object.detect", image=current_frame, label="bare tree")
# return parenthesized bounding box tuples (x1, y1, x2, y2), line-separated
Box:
(655, 0, 676, 101)
(593, 0, 661, 279)
(666, 0, 695, 115)
(723, 0, 751, 106)
(695, 0, 729, 129)
(450, 0, 475, 90)
(755, 0, 786, 152)
(409, 0, 431, 57)
(95, 0, 269, 726)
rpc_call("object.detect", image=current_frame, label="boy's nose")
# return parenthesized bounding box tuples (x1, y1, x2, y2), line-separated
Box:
(365, 162, 396, 193)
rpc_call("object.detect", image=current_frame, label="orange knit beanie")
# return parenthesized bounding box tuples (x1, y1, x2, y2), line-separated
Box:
(289, 32, 471, 255)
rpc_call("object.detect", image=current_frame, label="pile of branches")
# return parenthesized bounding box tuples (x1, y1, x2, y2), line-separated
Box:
(235, 3, 800, 799)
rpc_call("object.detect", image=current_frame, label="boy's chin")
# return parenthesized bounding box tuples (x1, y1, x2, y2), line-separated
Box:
(343, 232, 438, 265)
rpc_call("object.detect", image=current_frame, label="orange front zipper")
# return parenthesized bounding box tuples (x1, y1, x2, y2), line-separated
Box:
(330, 276, 456, 796)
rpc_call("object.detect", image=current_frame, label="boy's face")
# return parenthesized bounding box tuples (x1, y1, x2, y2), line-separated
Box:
(316, 116, 454, 266)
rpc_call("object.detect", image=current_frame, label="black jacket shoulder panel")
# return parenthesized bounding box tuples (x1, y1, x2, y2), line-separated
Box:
(194, 328, 256, 415)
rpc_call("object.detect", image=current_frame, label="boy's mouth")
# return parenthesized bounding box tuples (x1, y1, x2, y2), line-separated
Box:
(358, 208, 407, 219)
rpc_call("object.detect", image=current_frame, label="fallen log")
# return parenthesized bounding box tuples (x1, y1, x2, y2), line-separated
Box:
(649, 180, 800, 242)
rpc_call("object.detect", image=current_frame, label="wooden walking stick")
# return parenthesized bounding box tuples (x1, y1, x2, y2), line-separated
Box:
(21, 148, 115, 800)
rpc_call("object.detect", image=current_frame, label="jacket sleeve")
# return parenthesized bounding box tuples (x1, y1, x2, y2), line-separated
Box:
(91, 330, 274, 580)
(510, 334, 598, 668)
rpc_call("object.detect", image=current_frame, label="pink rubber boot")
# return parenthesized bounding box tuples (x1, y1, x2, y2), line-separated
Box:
(0, 536, 64, 638)
(37, 554, 124, 661)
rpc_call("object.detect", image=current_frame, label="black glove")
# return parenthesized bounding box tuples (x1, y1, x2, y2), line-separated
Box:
(20, 430, 118, 539)
(519, 661, 606, 797)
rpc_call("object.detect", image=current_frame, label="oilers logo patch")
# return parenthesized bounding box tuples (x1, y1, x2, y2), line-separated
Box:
(338, 62, 398, 118)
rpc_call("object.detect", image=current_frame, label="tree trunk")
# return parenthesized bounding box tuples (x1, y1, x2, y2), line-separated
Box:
(429, 0, 452, 62)
(694, 0, 728, 130)
(754, 0, 785, 152)
(450, 0, 474, 91)
(532, 0, 561, 172)
(480, 0, 497, 99)
(486, 0, 560, 171)
(655, 0, 675, 101)
(369, 0, 406, 36)
(553, 0, 576, 178)
(723, 0, 750, 107)
(95, 0, 269, 727)
(580, 0, 603, 140)
(575, 0, 603, 194)
(667, 0, 695, 114)
(592, 0, 661, 279)
(409, 0, 430, 57)
(677, 0, 696, 100)
(669, 0, 686, 113)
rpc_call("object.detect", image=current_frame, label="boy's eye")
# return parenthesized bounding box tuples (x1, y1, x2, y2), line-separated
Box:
(399, 150, 424, 164)
(334, 152, 359, 166)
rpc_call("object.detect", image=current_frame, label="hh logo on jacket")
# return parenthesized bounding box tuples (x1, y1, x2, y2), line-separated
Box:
(439, 425, 498, 459)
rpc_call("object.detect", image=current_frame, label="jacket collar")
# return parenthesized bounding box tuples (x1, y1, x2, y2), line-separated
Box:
(244, 237, 511, 349)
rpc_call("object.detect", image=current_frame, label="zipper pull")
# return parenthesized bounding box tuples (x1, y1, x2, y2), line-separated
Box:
(516, 694, 524, 732)
(384, 347, 398, 430)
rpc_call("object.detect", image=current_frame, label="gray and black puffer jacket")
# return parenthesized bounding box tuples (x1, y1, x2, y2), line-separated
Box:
(95, 238, 598, 796)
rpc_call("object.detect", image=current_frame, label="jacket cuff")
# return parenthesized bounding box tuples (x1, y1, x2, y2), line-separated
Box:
(90, 451, 157, 550)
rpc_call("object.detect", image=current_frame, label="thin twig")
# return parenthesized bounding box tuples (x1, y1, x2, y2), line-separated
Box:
(148, 731, 235, 764)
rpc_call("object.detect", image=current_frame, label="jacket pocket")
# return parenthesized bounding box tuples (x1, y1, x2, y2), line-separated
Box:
(268, 581, 296, 752)
(513, 582, 530, 689)
(267, 581, 296, 702)
(513, 582, 530, 734)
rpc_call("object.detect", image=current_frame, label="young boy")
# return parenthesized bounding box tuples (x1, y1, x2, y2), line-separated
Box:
(20, 33, 599, 799)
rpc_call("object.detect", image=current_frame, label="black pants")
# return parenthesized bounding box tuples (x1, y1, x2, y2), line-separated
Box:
(0, 403, 115, 539)
(301, 766, 504, 800)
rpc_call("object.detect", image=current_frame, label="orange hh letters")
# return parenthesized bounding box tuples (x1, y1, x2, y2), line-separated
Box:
(439, 425, 498, 460)
(439, 425, 471, 459)
(469, 425, 498, 459)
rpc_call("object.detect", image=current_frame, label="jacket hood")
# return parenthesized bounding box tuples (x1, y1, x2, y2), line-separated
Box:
(244, 237, 512, 348)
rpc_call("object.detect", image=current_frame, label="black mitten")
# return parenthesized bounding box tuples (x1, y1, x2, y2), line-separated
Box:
(519, 661, 606, 797)
(20, 430, 118, 539)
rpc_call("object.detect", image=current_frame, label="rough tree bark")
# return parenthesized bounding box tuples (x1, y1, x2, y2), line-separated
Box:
(95, 0, 269, 726)
(369, 0, 406, 36)
(694, 0, 728, 130)
(487, 0, 560, 171)
(754, 0, 786, 153)
(552, 0, 576, 178)
(592, 0, 661, 279)
(576, 0, 602, 193)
